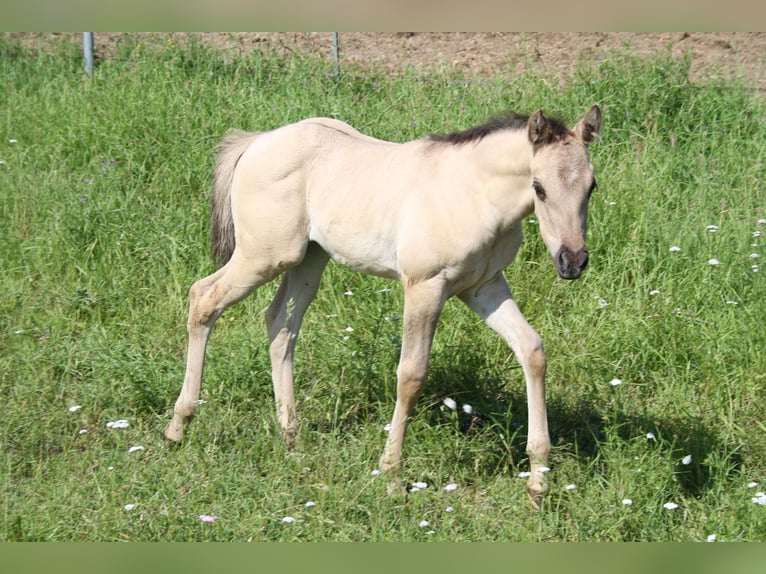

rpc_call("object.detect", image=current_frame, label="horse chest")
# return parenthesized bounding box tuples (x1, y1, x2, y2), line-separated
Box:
(462, 224, 524, 283)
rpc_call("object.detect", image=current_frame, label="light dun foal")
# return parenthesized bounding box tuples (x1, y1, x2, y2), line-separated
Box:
(165, 106, 601, 504)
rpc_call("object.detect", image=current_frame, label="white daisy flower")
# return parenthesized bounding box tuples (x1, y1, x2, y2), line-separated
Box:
(442, 397, 457, 410)
(106, 419, 129, 429)
(663, 502, 679, 510)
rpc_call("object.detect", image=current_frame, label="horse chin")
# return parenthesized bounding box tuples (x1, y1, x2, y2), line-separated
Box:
(556, 268, 583, 280)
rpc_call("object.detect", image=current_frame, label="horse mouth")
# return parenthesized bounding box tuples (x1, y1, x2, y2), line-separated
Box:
(557, 268, 584, 280)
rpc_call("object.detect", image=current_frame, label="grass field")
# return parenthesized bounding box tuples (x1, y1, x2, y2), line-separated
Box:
(1, 34, 765, 541)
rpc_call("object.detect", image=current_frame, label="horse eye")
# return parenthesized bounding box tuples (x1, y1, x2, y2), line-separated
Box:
(533, 180, 546, 201)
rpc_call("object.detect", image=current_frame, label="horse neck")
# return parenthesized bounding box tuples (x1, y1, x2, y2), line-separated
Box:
(468, 129, 536, 221)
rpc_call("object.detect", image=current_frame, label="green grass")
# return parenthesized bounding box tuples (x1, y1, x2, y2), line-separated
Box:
(1, 34, 765, 541)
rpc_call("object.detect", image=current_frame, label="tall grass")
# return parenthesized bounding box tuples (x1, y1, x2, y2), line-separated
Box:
(1, 34, 764, 541)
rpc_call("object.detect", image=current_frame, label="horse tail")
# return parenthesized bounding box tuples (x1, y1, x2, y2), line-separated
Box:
(210, 130, 261, 267)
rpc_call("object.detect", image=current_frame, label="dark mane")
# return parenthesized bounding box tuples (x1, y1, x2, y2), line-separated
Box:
(427, 112, 570, 146)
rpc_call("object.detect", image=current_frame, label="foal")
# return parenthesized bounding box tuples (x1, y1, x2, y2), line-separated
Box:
(165, 106, 601, 504)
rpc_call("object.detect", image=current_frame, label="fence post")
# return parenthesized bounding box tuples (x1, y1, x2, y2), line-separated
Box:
(332, 32, 340, 81)
(83, 32, 94, 75)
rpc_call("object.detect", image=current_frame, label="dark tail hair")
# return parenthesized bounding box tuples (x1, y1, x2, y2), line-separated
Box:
(210, 130, 261, 267)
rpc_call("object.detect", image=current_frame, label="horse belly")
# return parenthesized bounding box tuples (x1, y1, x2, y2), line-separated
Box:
(309, 219, 401, 280)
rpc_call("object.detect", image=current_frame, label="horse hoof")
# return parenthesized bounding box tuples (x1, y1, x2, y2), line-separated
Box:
(526, 481, 549, 508)
(163, 425, 183, 445)
(382, 474, 406, 497)
(386, 482, 407, 497)
(282, 430, 298, 450)
(527, 489, 545, 508)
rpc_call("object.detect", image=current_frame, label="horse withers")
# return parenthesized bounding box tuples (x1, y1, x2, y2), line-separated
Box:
(165, 106, 601, 505)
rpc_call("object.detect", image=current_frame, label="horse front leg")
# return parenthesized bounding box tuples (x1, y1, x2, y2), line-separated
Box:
(380, 278, 447, 489)
(459, 273, 551, 506)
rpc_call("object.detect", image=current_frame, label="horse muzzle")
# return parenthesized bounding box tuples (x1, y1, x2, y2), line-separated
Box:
(555, 246, 589, 280)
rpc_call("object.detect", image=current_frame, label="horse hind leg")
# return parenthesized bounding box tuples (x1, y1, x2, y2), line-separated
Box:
(265, 242, 329, 448)
(164, 252, 284, 443)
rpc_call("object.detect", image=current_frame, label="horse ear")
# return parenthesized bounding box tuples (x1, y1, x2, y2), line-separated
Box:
(528, 110, 550, 147)
(575, 104, 602, 145)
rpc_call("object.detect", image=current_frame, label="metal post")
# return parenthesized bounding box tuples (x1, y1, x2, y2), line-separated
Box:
(83, 32, 94, 75)
(332, 32, 340, 81)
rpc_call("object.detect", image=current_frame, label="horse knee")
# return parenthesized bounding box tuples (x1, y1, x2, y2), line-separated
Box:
(521, 336, 546, 377)
(396, 360, 428, 400)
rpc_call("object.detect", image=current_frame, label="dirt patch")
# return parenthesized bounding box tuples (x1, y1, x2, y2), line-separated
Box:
(242, 32, 766, 90)
(9, 32, 766, 90)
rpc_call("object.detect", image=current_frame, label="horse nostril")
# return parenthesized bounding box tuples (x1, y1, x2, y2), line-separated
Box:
(558, 249, 571, 269)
